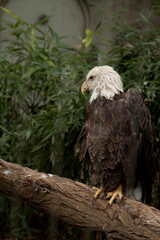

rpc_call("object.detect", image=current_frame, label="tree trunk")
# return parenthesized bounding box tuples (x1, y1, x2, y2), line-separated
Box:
(0, 158, 160, 240)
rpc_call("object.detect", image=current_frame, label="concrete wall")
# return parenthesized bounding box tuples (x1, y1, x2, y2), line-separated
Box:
(88, 0, 158, 50)
(0, 0, 158, 49)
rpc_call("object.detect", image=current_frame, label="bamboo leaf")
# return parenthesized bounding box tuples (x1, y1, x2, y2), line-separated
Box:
(85, 29, 93, 48)
(0, 6, 24, 22)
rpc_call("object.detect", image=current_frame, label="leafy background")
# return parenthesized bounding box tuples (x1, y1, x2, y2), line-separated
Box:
(0, 3, 159, 240)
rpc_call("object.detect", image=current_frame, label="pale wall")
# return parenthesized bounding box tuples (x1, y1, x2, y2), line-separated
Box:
(0, 0, 158, 49)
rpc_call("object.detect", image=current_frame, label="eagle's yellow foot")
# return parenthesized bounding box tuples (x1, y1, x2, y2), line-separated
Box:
(92, 188, 104, 203)
(106, 184, 123, 207)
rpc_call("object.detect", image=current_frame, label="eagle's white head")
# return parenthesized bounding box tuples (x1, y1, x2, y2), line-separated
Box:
(81, 65, 123, 102)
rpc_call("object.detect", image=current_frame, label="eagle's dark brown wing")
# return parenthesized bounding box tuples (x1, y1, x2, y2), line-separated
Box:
(78, 93, 130, 191)
(125, 88, 157, 203)
(77, 90, 157, 203)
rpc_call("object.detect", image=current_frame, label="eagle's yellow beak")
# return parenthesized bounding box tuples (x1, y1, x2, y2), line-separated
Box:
(81, 81, 89, 94)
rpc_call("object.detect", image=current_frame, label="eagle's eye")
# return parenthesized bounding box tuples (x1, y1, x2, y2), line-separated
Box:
(89, 76, 94, 81)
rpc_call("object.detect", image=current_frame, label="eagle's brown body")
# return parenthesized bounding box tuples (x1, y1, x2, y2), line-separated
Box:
(78, 88, 156, 203)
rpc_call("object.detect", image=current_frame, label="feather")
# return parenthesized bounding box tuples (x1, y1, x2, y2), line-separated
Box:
(77, 66, 158, 204)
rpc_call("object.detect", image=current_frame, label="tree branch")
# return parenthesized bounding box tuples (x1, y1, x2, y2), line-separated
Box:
(0, 158, 160, 240)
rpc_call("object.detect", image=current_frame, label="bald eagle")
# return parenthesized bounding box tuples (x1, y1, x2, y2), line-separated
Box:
(78, 65, 157, 206)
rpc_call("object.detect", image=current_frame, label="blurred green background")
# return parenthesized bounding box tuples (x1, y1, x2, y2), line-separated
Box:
(0, 2, 159, 240)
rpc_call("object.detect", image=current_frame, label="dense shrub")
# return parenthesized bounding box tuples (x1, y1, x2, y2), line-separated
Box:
(0, 7, 102, 239)
(109, 9, 160, 134)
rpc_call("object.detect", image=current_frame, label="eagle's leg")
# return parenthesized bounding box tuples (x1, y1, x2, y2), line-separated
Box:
(106, 184, 123, 206)
(92, 188, 104, 202)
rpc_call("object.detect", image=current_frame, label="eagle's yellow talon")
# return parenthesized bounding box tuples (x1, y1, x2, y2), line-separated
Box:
(93, 188, 104, 200)
(106, 202, 111, 208)
(106, 184, 123, 206)
(105, 192, 113, 199)
(91, 186, 99, 191)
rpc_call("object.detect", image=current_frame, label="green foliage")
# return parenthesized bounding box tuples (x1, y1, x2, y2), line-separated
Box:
(0, 15, 98, 170)
(108, 5, 160, 139)
(0, 8, 101, 239)
(85, 29, 93, 47)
